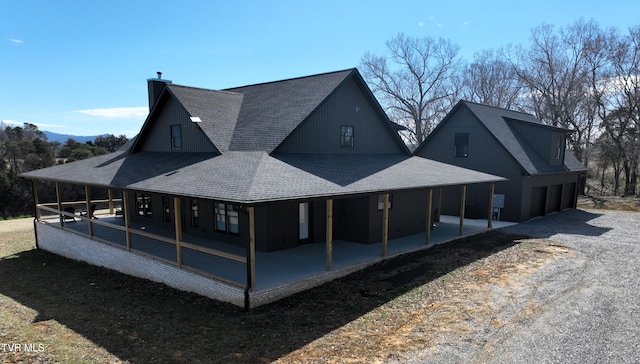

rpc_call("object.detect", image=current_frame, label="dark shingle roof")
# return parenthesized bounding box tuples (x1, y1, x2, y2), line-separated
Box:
(420, 100, 586, 174)
(22, 152, 504, 203)
(224, 69, 355, 152)
(21, 71, 507, 202)
(167, 85, 243, 153)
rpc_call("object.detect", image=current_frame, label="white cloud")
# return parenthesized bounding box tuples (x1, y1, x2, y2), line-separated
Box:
(74, 107, 148, 118)
(0, 119, 22, 126)
(7, 38, 24, 44)
(418, 21, 424, 27)
(428, 16, 434, 21)
(0, 119, 65, 129)
(463, 21, 470, 26)
(437, 24, 444, 28)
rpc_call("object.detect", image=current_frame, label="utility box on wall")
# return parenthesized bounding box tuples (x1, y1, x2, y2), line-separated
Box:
(493, 194, 505, 220)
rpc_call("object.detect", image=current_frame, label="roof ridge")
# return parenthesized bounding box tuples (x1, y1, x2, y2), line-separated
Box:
(167, 83, 242, 96)
(224, 68, 356, 91)
(460, 99, 535, 118)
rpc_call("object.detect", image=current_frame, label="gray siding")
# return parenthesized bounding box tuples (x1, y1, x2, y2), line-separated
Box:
(275, 78, 405, 154)
(521, 172, 582, 221)
(510, 121, 565, 167)
(416, 106, 526, 221)
(367, 190, 430, 243)
(334, 196, 370, 243)
(140, 96, 218, 153)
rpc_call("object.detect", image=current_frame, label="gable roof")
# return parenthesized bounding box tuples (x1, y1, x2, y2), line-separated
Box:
(21, 70, 506, 202)
(224, 69, 356, 152)
(132, 68, 399, 154)
(167, 85, 243, 153)
(416, 100, 586, 174)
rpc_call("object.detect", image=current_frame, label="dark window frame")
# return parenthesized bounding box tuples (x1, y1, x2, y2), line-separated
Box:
(171, 124, 182, 150)
(135, 193, 153, 218)
(214, 202, 239, 235)
(340, 125, 354, 148)
(455, 133, 469, 158)
(190, 199, 199, 227)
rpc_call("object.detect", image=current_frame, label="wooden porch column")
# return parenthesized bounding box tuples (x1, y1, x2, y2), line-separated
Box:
(382, 193, 389, 257)
(437, 188, 443, 221)
(326, 199, 333, 271)
(247, 207, 256, 291)
(84, 186, 93, 237)
(173, 197, 183, 267)
(487, 183, 495, 228)
(108, 189, 114, 215)
(459, 185, 467, 236)
(425, 189, 433, 245)
(122, 191, 132, 251)
(31, 181, 40, 221)
(55, 182, 63, 226)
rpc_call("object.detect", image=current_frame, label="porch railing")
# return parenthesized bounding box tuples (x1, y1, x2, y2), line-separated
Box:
(35, 201, 247, 287)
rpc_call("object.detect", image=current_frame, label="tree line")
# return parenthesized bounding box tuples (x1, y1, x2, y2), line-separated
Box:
(361, 19, 639, 197)
(0, 121, 128, 219)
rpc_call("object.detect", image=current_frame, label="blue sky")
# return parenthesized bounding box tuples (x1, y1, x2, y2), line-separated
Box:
(2, 0, 639, 138)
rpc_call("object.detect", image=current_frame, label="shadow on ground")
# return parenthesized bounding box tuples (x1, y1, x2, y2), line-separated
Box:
(0, 230, 528, 363)
(500, 209, 611, 238)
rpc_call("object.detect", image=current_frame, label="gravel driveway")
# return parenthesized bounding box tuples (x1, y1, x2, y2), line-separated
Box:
(402, 209, 640, 363)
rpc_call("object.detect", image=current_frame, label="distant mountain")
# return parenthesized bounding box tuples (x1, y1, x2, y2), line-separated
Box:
(44, 131, 107, 143)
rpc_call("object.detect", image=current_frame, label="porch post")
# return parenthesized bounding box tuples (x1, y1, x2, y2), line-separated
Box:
(326, 199, 333, 271)
(173, 197, 183, 267)
(55, 182, 63, 226)
(487, 183, 495, 228)
(84, 186, 93, 237)
(425, 189, 433, 245)
(247, 206, 256, 291)
(437, 188, 443, 222)
(108, 189, 114, 215)
(382, 193, 389, 257)
(122, 191, 132, 251)
(459, 185, 466, 236)
(31, 180, 40, 221)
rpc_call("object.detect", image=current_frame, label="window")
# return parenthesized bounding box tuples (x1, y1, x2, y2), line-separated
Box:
(215, 203, 239, 234)
(135, 193, 152, 218)
(555, 136, 563, 160)
(162, 196, 170, 222)
(171, 124, 182, 150)
(190, 200, 199, 227)
(455, 133, 469, 158)
(377, 194, 393, 210)
(341, 125, 354, 148)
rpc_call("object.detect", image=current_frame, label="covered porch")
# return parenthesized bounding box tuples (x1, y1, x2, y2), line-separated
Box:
(34, 201, 515, 308)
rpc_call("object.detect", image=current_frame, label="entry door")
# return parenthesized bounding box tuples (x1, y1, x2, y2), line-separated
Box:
(299, 202, 311, 242)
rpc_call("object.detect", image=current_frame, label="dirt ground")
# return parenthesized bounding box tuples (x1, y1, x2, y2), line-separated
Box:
(1, 195, 638, 363)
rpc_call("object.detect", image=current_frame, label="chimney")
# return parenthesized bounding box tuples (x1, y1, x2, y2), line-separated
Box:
(147, 71, 172, 110)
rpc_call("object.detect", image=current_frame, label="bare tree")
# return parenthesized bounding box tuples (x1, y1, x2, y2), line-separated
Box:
(463, 47, 525, 110)
(595, 26, 640, 195)
(512, 20, 605, 163)
(360, 33, 463, 146)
